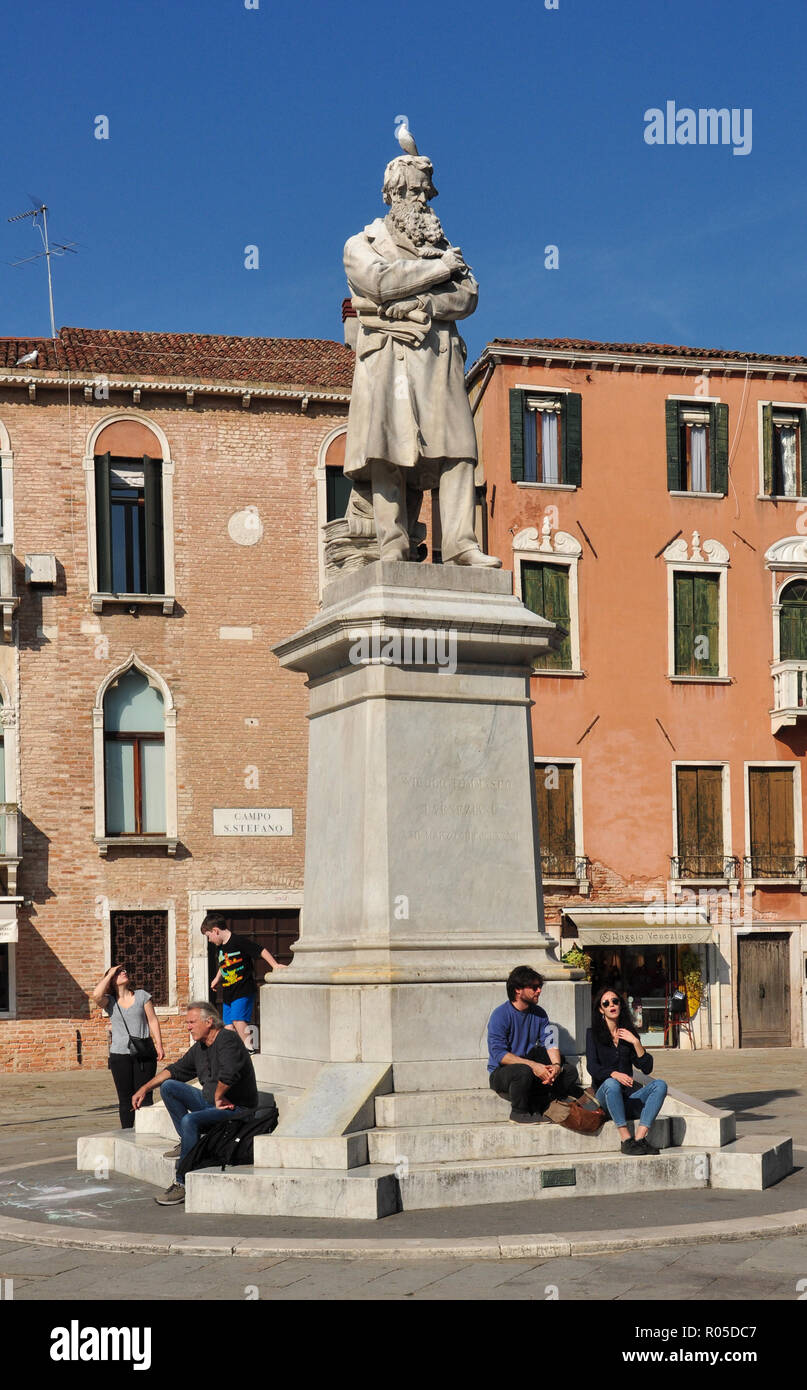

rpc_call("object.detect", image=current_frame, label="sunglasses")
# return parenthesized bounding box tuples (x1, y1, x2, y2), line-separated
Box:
(601, 997, 620, 1007)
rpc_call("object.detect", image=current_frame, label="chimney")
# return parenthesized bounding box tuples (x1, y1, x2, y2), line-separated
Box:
(342, 296, 357, 350)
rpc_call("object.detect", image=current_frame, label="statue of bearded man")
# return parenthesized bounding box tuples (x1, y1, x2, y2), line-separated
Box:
(342, 152, 501, 567)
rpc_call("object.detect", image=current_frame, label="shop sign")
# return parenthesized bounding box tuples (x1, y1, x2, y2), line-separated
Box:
(0, 917, 18, 943)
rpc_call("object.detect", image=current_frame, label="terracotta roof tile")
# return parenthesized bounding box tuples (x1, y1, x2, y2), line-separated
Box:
(488, 336, 807, 366)
(0, 327, 355, 390)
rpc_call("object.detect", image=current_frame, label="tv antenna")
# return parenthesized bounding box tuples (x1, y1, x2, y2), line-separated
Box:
(7, 197, 77, 338)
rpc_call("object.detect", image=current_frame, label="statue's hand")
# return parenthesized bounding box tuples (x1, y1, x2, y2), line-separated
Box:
(441, 246, 466, 276)
(384, 298, 421, 321)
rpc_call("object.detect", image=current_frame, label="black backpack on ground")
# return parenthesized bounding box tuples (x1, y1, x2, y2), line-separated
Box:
(176, 1100, 279, 1183)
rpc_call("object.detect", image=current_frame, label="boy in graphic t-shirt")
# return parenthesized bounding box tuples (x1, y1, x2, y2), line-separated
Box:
(201, 915, 288, 1048)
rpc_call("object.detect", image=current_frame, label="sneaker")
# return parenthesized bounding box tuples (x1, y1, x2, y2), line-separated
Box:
(639, 1137, 660, 1155)
(509, 1109, 542, 1124)
(154, 1182, 185, 1205)
(620, 1138, 647, 1156)
(162, 1143, 181, 1158)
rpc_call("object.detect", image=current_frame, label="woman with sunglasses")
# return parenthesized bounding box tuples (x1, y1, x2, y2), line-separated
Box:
(586, 985, 668, 1156)
(92, 963, 165, 1129)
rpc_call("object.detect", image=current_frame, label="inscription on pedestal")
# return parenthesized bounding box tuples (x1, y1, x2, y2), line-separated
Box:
(401, 774, 520, 843)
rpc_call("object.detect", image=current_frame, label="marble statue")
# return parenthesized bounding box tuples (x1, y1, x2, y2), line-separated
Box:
(341, 132, 501, 568)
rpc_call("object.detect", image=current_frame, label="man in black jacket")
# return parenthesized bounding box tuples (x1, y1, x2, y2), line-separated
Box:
(132, 1000, 258, 1206)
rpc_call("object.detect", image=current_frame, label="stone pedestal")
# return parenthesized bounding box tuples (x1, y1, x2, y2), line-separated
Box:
(266, 562, 587, 1100)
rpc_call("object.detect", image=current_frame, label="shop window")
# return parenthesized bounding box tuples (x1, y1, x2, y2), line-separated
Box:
(509, 389, 582, 487)
(588, 944, 678, 1048)
(95, 453, 164, 596)
(110, 910, 169, 1008)
(104, 669, 165, 835)
(675, 766, 726, 878)
(747, 766, 801, 879)
(0, 945, 9, 1011)
(666, 399, 728, 494)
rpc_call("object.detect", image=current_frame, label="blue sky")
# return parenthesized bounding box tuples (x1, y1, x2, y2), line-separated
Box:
(1, 0, 804, 364)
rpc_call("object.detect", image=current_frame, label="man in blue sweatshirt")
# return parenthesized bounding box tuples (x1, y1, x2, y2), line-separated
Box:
(487, 965, 581, 1123)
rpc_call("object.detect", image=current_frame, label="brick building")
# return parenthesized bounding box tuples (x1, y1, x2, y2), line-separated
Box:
(469, 335, 807, 1051)
(0, 327, 353, 1070)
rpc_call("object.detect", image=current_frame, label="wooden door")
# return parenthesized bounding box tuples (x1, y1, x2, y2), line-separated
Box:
(738, 934, 791, 1047)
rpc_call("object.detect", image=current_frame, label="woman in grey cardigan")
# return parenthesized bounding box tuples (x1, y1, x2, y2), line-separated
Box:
(92, 964, 165, 1128)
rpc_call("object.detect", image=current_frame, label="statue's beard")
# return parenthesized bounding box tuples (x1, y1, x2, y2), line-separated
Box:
(387, 200, 446, 255)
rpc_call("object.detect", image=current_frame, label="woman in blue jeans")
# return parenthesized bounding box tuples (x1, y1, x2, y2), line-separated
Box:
(586, 986, 668, 1156)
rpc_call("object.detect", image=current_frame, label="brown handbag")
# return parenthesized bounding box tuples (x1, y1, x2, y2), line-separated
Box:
(543, 1097, 606, 1135)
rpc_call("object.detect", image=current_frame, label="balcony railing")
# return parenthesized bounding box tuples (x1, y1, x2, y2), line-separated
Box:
(743, 852, 807, 880)
(540, 852, 590, 892)
(771, 660, 807, 732)
(670, 854, 739, 881)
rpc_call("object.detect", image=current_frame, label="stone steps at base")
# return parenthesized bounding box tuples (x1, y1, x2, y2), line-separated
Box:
(365, 1117, 671, 1165)
(77, 1130, 793, 1220)
(374, 1089, 735, 1148)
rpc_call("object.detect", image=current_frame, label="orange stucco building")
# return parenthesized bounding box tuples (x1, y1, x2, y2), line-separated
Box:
(470, 335, 807, 1050)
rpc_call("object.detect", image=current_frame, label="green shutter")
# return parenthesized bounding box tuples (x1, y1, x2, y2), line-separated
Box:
(143, 457, 164, 595)
(693, 573, 720, 675)
(762, 403, 774, 495)
(509, 389, 525, 482)
(712, 402, 729, 494)
(799, 410, 807, 497)
(535, 564, 571, 670)
(94, 452, 112, 594)
(666, 401, 682, 491)
(674, 573, 694, 674)
(522, 561, 544, 616)
(563, 393, 582, 486)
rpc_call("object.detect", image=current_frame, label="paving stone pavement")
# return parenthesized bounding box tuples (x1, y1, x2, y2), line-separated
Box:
(0, 1050, 805, 1308)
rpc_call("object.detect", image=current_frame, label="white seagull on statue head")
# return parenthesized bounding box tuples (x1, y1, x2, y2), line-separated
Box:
(395, 118, 419, 157)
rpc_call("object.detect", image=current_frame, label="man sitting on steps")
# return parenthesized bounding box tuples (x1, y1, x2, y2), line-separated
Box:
(487, 965, 582, 1123)
(131, 1000, 258, 1206)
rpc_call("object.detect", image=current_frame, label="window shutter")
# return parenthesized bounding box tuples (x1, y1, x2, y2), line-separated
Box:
(800, 410, 807, 497)
(509, 389, 526, 482)
(748, 769, 769, 864)
(541, 564, 571, 669)
(534, 764, 575, 874)
(521, 561, 544, 616)
(673, 572, 694, 674)
(693, 573, 720, 675)
(762, 404, 774, 494)
(143, 457, 165, 595)
(563, 393, 582, 486)
(666, 401, 682, 491)
(94, 452, 113, 594)
(697, 766, 723, 859)
(676, 767, 699, 868)
(769, 768, 795, 859)
(711, 402, 729, 494)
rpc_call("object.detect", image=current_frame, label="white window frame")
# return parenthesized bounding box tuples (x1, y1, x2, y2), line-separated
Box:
(663, 532, 730, 681)
(743, 760, 805, 890)
(757, 400, 807, 500)
(188, 889, 303, 1000)
(533, 755, 589, 895)
(513, 523, 584, 676)
(84, 412, 176, 614)
(0, 419, 14, 544)
(92, 654, 178, 855)
(670, 761, 734, 887)
(0, 941, 16, 1019)
(99, 899, 178, 1014)
(315, 425, 348, 598)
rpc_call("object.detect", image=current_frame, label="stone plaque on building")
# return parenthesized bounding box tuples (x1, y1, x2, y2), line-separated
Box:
(212, 809, 293, 837)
